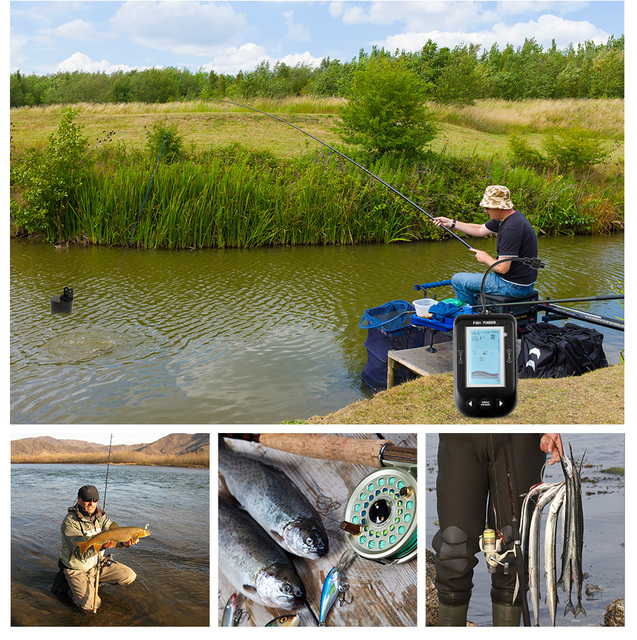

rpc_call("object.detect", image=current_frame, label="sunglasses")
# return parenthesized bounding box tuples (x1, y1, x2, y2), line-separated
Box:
(81, 498, 99, 504)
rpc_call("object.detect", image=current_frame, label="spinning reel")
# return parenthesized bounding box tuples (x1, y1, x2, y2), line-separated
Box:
(341, 462, 417, 564)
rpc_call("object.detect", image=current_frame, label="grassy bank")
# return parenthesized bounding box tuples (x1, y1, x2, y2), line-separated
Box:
(11, 451, 209, 468)
(10, 98, 624, 247)
(306, 363, 624, 424)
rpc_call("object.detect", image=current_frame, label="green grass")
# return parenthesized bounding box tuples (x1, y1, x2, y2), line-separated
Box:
(305, 362, 624, 425)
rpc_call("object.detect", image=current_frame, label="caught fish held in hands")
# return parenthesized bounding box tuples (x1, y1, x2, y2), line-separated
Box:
(218, 443, 328, 559)
(76, 525, 150, 554)
(560, 447, 586, 618)
(218, 498, 306, 610)
(544, 483, 567, 627)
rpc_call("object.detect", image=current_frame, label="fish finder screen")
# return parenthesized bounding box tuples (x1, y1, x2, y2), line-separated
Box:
(465, 326, 505, 387)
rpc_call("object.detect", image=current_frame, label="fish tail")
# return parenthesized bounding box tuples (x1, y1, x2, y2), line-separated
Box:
(77, 540, 94, 554)
(575, 604, 587, 618)
(564, 601, 575, 617)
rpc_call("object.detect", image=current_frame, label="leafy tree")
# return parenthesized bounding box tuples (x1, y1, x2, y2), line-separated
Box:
(338, 55, 437, 158)
(435, 43, 481, 104)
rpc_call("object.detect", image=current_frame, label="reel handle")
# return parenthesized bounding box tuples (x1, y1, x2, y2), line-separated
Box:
(259, 433, 391, 467)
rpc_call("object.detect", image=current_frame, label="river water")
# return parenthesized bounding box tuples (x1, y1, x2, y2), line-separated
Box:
(10, 234, 623, 423)
(425, 432, 625, 627)
(11, 463, 209, 626)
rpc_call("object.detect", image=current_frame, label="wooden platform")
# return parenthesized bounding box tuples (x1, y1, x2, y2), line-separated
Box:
(387, 342, 454, 388)
(218, 433, 417, 627)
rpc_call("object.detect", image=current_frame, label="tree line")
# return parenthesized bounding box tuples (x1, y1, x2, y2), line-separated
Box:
(11, 35, 623, 108)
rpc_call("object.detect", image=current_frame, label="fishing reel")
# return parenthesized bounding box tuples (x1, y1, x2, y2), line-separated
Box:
(479, 528, 514, 574)
(341, 463, 417, 565)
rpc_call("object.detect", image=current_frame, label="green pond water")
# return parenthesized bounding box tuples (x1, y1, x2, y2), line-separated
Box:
(10, 234, 623, 424)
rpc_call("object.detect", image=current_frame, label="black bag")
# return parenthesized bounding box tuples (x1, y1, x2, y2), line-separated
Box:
(518, 322, 608, 378)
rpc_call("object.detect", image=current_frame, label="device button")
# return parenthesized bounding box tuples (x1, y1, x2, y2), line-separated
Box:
(467, 399, 474, 409)
(497, 399, 505, 408)
(457, 350, 464, 365)
(479, 398, 494, 410)
(506, 349, 513, 363)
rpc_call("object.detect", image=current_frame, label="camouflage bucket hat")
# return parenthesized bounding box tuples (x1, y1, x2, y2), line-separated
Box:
(480, 185, 514, 209)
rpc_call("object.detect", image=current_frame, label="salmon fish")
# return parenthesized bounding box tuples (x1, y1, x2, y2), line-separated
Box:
(219, 498, 306, 610)
(77, 525, 151, 554)
(219, 444, 328, 559)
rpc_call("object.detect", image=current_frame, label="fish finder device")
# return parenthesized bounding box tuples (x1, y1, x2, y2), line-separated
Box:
(453, 313, 517, 418)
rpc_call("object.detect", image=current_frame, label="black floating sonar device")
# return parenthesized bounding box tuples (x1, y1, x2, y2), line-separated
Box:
(50, 287, 74, 314)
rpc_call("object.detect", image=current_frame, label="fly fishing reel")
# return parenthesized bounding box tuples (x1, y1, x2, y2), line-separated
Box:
(341, 465, 417, 564)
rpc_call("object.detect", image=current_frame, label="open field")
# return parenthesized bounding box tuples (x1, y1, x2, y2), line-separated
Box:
(11, 97, 624, 162)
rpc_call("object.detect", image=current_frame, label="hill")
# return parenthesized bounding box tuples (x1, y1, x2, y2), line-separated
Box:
(11, 433, 209, 467)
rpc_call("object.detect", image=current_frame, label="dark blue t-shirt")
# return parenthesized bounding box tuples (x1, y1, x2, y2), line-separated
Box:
(485, 210, 538, 285)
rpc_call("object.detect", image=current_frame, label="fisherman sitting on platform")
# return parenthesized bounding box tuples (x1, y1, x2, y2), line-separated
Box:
(433, 185, 538, 306)
(55, 485, 138, 613)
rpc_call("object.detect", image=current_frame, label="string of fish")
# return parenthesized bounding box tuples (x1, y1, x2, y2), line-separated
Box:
(518, 445, 586, 626)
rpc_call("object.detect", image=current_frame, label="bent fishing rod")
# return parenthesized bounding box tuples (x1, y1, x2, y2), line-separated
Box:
(209, 98, 474, 251)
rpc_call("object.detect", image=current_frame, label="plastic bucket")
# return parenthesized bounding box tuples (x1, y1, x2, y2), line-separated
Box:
(413, 298, 436, 317)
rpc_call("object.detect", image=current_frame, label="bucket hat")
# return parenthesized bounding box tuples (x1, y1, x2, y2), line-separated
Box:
(480, 185, 514, 209)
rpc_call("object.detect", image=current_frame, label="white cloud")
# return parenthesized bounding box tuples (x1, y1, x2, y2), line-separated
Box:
(55, 52, 155, 74)
(377, 14, 610, 52)
(200, 45, 323, 75)
(284, 10, 311, 42)
(200, 43, 270, 75)
(49, 18, 112, 42)
(110, 0, 248, 56)
(330, 0, 493, 31)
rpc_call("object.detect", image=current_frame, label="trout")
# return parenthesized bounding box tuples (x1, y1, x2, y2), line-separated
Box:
(77, 525, 150, 554)
(219, 498, 306, 610)
(218, 444, 328, 559)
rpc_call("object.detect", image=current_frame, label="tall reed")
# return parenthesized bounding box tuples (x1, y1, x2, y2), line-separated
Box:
(44, 142, 625, 247)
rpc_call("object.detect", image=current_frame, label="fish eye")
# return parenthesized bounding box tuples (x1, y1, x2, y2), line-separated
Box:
(283, 583, 291, 594)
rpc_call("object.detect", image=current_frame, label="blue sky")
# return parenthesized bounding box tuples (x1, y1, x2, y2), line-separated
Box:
(10, 1, 625, 77)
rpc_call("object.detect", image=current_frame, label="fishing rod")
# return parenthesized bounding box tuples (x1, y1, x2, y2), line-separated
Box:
(222, 433, 417, 564)
(93, 433, 113, 614)
(209, 98, 474, 250)
(220, 433, 416, 468)
(120, 101, 179, 265)
(500, 434, 531, 627)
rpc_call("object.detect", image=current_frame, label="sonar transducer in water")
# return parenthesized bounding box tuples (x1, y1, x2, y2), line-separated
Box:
(50, 287, 74, 313)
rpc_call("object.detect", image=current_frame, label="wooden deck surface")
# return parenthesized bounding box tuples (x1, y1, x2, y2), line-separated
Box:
(217, 432, 417, 627)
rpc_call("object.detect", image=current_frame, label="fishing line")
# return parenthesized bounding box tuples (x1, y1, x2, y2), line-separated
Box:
(103, 433, 113, 512)
(120, 100, 180, 265)
(209, 98, 474, 250)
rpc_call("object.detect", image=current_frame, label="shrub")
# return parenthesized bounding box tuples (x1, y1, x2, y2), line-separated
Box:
(542, 127, 610, 171)
(144, 117, 183, 163)
(12, 107, 90, 239)
(508, 134, 545, 168)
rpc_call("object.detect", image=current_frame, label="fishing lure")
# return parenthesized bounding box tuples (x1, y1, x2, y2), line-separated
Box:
(318, 549, 357, 626)
(265, 614, 300, 627)
(221, 592, 244, 627)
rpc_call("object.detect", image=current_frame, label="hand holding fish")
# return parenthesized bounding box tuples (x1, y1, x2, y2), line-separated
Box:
(540, 433, 563, 465)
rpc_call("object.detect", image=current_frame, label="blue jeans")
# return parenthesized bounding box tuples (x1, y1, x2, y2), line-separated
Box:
(451, 272, 535, 306)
